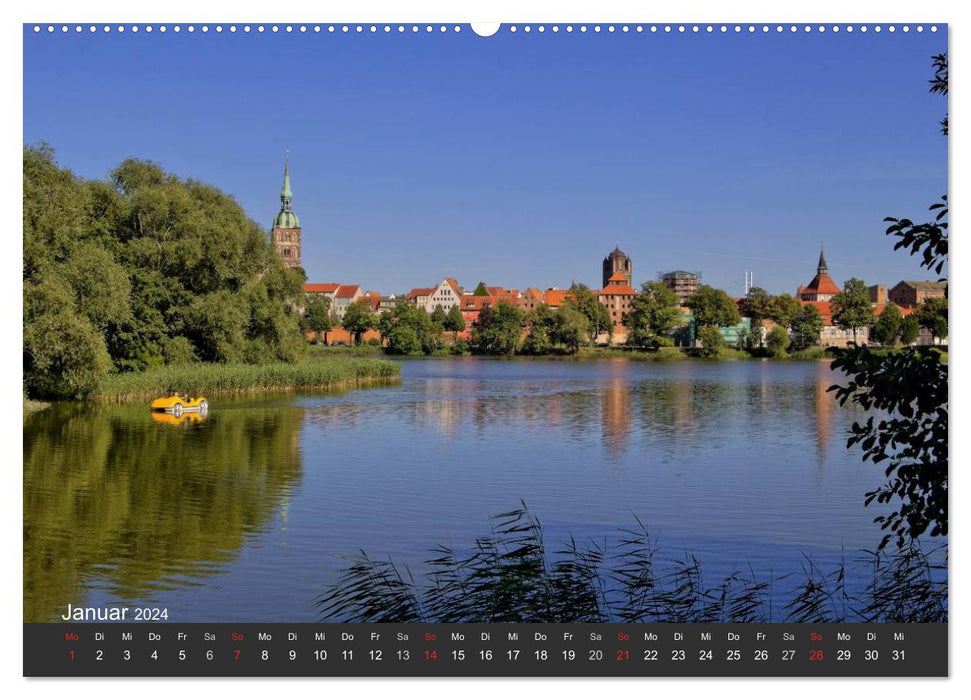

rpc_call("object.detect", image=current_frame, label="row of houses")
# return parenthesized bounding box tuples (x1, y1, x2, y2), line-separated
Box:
(303, 250, 945, 347)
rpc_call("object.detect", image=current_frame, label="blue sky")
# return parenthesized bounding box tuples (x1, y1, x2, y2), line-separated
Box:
(23, 25, 947, 295)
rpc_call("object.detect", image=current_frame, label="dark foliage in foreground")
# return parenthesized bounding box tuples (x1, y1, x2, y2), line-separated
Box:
(316, 506, 946, 623)
(828, 55, 948, 550)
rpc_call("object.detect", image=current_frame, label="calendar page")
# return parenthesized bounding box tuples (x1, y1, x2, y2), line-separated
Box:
(21, 14, 948, 680)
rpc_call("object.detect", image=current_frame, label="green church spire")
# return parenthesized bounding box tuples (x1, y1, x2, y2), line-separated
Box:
(273, 151, 300, 228)
(281, 151, 293, 200)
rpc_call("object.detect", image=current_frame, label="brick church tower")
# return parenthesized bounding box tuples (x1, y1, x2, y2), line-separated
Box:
(602, 245, 632, 289)
(271, 154, 302, 268)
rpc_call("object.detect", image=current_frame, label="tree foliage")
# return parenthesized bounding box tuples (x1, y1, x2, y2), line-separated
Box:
(871, 302, 903, 347)
(378, 302, 443, 355)
(915, 297, 948, 345)
(444, 304, 466, 334)
(567, 283, 611, 342)
(765, 326, 789, 357)
(770, 293, 802, 328)
(740, 287, 773, 346)
(522, 305, 556, 355)
(697, 326, 724, 357)
(341, 300, 378, 346)
(789, 304, 824, 351)
(625, 281, 681, 349)
(830, 278, 873, 343)
(303, 294, 333, 344)
(687, 285, 740, 328)
(900, 316, 920, 346)
(554, 303, 591, 354)
(829, 53, 948, 550)
(472, 301, 525, 355)
(23, 145, 306, 398)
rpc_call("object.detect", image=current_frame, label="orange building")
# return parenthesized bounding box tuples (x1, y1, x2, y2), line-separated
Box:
(797, 247, 840, 301)
(598, 273, 638, 339)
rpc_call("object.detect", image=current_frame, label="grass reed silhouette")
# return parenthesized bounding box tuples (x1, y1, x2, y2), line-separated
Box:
(316, 503, 946, 624)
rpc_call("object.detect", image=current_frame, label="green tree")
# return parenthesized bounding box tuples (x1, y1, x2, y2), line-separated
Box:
(900, 316, 920, 346)
(23, 312, 112, 399)
(687, 285, 741, 328)
(23, 145, 308, 397)
(915, 297, 948, 345)
(472, 301, 524, 355)
(552, 304, 591, 354)
(740, 287, 774, 347)
(697, 326, 724, 357)
(430, 305, 447, 327)
(830, 278, 874, 344)
(473, 282, 490, 296)
(379, 302, 443, 355)
(304, 295, 333, 345)
(829, 54, 947, 549)
(765, 326, 790, 357)
(522, 305, 556, 355)
(625, 281, 681, 348)
(770, 294, 802, 328)
(342, 300, 377, 346)
(567, 283, 611, 343)
(444, 304, 466, 342)
(871, 302, 903, 347)
(789, 305, 824, 351)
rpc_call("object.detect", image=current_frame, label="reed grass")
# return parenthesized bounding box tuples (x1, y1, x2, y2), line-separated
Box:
(316, 504, 947, 623)
(95, 356, 400, 402)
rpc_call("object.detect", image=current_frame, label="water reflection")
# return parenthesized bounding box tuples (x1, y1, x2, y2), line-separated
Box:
(23, 402, 303, 622)
(23, 359, 878, 623)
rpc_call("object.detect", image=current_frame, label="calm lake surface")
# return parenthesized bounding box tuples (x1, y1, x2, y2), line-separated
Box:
(25, 358, 894, 622)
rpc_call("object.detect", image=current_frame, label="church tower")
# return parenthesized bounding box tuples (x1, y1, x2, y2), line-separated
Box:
(602, 245, 632, 289)
(271, 154, 302, 269)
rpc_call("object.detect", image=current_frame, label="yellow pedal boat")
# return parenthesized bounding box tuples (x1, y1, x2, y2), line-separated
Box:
(149, 394, 209, 417)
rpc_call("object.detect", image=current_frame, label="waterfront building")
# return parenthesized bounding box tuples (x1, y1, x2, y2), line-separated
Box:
(799, 300, 870, 347)
(304, 283, 340, 299)
(423, 278, 463, 313)
(543, 288, 572, 310)
(888, 280, 947, 309)
(331, 284, 364, 318)
(599, 272, 638, 342)
(519, 288, 545, 313)
(797, 247, 839, 302)
(364, 290, 382, 312)
(660, 270, 701, 304)
(406, 287, 435, 307)
(270, 156, 302, 269)
(602, 246, 632, 289)
(376, 294, 404, 313)
(303, 282, 363, 319)
(459, 294, 498, 333)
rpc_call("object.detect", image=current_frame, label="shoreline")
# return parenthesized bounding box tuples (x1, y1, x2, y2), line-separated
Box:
(78, 356, 400, 404)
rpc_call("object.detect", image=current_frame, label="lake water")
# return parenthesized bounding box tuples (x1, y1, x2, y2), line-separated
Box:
(24, 357, 897, 622)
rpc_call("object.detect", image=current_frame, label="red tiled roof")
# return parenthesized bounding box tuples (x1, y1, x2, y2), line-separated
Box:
(461, 295, 497, 310)
(607, 272, 629, 283)
(600, 285, 637, 296)
(524, 288, 544, 301)
(801, 301, 833, 325)
(801, 272, 840, 296)
(443, 278, 462, 295)
(304, 283, 340, 294)
(336, 285, 361, 299)
(407, 287, 435, 300)
(544, 290, 572, 307)
(874, 303, 915, 318)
